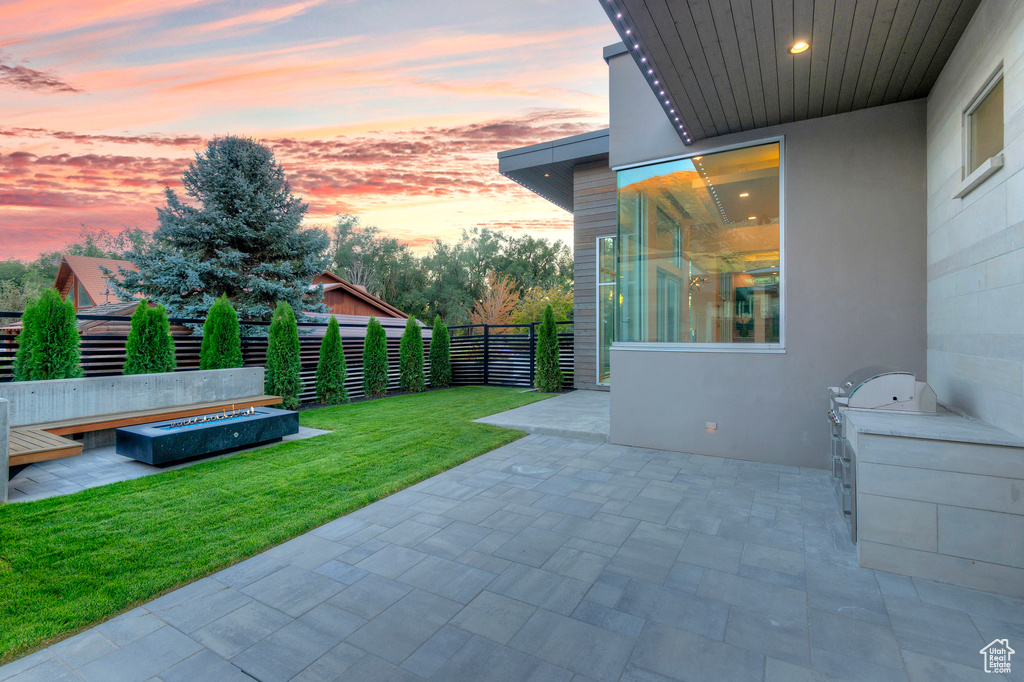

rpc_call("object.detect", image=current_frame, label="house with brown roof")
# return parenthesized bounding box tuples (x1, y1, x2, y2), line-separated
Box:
(54, 255, 138, 311)
(52, 257, 406, 320)
(313, 271, 407, 318)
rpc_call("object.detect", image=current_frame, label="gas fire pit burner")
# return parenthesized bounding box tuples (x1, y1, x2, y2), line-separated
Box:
(116, 406, 299, 466)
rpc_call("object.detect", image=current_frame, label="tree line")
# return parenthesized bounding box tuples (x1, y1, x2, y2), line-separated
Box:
(2, 136, 574, 327)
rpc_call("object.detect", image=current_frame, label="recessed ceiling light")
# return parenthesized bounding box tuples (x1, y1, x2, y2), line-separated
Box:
(790, 41, 809, 54)
(739, 192, 749, 197)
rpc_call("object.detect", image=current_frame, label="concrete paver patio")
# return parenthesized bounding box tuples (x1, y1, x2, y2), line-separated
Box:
(474, 390, 610, 441)
(2, 432, 1021, 681)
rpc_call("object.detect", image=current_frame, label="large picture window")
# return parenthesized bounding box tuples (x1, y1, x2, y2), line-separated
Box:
(617, 141, 781, 347)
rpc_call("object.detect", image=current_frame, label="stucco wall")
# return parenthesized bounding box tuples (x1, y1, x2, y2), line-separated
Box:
(607, 54, 928, 468)
(573, 161, 617, 391)
(925, 0, 1024, 438)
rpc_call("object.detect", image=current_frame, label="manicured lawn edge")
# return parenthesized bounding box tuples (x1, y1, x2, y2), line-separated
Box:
(0, 386, 552, 664)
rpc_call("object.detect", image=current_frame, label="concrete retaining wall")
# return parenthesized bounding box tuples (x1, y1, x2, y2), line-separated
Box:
(1, 398, 8, 504)
(0, 368, 265, 427)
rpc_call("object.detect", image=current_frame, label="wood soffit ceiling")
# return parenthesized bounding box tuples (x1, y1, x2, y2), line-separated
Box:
(601, 0, 982, 144)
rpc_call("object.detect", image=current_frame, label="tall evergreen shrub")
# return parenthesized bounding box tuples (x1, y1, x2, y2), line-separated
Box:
(399, 316, 425, 393)
(316, 316, 348, 404)
(11, 298, 41, 381)
(429, 317, 451, 388)
(200, 294, 243, 369)
(13, 289, 82, 381)
(362, 316, 389, 398)
(534, 304, 563, 393)
(265, 301, 302, 410)
(123, 301, 176, 375)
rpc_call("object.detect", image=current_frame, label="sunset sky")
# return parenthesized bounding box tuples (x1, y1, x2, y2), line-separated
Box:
(0, 0, 618, 260)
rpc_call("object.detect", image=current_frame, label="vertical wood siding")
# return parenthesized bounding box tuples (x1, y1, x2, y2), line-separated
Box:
(573, 161, 617, 390)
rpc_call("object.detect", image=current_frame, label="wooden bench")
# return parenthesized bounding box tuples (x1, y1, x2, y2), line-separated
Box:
(8, 395, 281, 467)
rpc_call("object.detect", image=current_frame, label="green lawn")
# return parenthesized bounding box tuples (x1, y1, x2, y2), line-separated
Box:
(0, 386, 551, 663)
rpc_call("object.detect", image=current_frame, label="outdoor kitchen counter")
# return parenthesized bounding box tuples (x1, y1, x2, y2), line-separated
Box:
(844, 408, 1024, 598)
(844, 406, 1024, 449)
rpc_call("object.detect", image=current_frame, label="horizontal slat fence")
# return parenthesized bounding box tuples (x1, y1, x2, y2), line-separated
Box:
(448, 323, 574, 391)
(0, 313, 573, 399)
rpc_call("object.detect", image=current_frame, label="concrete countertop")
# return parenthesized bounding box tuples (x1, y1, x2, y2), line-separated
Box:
(845, 407, 1024, 448)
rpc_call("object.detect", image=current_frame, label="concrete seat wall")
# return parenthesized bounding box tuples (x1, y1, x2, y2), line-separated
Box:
(0, 368, 266, 427)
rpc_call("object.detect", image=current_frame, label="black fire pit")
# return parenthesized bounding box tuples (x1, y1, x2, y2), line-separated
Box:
(116, 406, 299, 465)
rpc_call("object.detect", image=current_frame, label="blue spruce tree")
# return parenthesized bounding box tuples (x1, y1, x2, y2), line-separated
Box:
(106, 136, 329, 324)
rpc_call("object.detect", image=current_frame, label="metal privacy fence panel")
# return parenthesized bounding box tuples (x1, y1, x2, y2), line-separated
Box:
(0, 313, 573, 398)
(446, 323, 574, 390)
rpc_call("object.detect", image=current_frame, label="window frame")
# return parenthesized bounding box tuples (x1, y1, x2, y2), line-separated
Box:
(612, 135, 786, 354)
(963, 66, 1004, 180)
(596, 234, 616, 386)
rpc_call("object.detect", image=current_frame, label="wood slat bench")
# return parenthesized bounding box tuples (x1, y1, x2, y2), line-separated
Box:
(9, 394, 282, 467)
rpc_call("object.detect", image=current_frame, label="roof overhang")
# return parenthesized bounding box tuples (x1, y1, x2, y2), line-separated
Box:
(601, 0, 982, 145)
(498, 128, 610, 212)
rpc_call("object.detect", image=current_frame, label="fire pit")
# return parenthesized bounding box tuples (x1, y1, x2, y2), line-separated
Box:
(116, 406, 299, 465)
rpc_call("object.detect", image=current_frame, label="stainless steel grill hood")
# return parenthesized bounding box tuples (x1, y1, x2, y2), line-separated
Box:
(833, 366, 936, 413)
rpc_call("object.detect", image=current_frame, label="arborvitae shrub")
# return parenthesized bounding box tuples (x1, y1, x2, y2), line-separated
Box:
(399, 316, 425, 393)
(362, 316, 389, 398)
(123, 301, 176, 375)
(12, 297, 41, 381)
(14, 289, 82, 381)
(265, 301, 302, 410)
(316, 316, 348, 404)
(429, 317, 451, 388)
(200, 294, 243, 369)
(534, 304, 563, 393)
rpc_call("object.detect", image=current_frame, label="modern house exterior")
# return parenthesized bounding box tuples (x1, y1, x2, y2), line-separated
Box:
(501, 0, 1024, 594)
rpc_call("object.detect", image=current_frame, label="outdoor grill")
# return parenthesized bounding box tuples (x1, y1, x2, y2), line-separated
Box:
(826, 366, 936, 542)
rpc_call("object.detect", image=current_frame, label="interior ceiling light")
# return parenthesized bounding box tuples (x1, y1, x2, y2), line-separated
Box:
(790, 41, 809, 54)
(739, 192, 749, 197)
(543, 173, 550, 177)
(748, 216, 757, 220)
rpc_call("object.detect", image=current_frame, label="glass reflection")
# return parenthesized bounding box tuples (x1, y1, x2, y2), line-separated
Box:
(617, 142, 781, 344)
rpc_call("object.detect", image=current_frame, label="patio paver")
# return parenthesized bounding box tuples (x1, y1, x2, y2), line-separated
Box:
(474, 389, 609, 441)
(2, 432, 1022, 681)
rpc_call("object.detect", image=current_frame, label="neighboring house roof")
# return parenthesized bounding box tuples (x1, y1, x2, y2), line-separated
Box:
(0, 300, 143, 334)
(498, 128, 609, 213)
(55, 255, 138, 308)
(303, 313, 426, 339)
(313, 271, 408, 318)
(599, 1, 982, 145)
